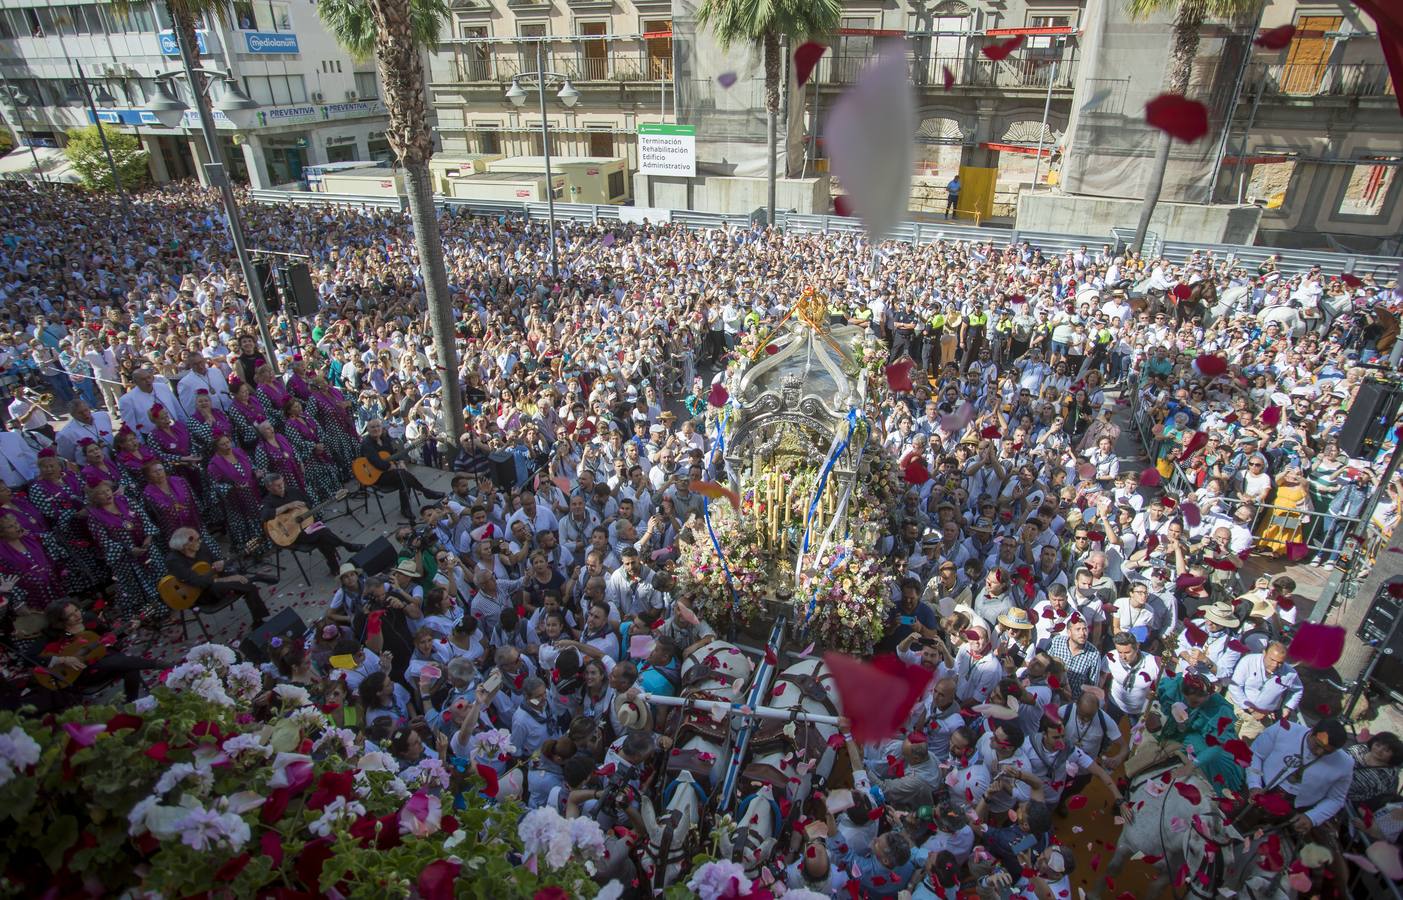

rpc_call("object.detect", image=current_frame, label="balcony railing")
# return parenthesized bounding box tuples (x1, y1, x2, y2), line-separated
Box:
(1246, 61, 1396, 99)
(435, 48, 673, 84)
(816, 52, 1078, 91)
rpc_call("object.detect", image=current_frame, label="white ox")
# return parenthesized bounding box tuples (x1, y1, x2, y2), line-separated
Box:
(1097, 765, 1294, 900)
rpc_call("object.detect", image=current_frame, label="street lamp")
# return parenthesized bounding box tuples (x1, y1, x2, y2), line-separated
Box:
(70, 59, 130, 210)
(506, 40, 580, 278)
(0, 81, 47, 184)
(150, 35, 279, 374)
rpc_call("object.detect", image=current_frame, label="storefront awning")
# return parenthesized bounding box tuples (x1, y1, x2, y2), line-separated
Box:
(0, 146, 81, 183)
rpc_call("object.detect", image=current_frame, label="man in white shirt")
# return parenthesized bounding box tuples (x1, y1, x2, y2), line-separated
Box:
(1245, 718, 1354, 835)
(6, 386, 53, 443)
(177, 350, 232, 414)
(55, 399, 115, 464)
(81, 339, 122, 415)
(1104, 631, 1160, 719)
(1228, 642, 1303, 741)
(118, 367, 183, 436)
(0, 429, 39, 487)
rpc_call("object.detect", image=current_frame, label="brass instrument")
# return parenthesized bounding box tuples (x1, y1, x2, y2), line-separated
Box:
(36, 393, 53, 407)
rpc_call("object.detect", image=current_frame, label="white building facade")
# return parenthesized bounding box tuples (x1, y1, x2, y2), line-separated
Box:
(0, 0, 393, 188)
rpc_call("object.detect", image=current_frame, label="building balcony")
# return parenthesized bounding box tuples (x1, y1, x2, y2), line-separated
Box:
(815, 52, 1078, 93)
(1245, 61, 1395, 101)
(433, 49, 673, 85)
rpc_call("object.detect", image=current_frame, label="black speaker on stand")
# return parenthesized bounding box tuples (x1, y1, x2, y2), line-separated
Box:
(279, 262, 319, 317)
(1337, 379, 1403, 458)
(253, 260, 282, 314)
(239, 608, 307, 664)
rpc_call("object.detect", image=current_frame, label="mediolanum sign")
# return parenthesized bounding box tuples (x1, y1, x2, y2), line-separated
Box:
(244, 31, 299, 54)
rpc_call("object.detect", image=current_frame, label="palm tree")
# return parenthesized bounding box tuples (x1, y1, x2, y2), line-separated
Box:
(1126, 0, 1260, 253)
(697, 0, 842, 226)
(317, 0, 464, 442)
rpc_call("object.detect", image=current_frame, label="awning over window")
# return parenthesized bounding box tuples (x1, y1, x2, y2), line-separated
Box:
(0, 146, 81, 183)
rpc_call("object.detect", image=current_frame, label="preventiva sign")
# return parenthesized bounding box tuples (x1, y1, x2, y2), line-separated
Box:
(245, 31, 299, 54)
(637, 123, 696, 178)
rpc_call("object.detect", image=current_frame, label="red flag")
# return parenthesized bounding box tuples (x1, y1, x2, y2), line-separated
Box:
(1145, 94, 1210, 143)
(795, 42, 828, 87)
(981, 35, 1024, 61)
(1254, 25, 1295, 49)
(824, 653, 934, 744)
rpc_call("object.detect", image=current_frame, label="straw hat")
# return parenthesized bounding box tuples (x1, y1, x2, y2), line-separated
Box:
(1202, 601, 1241, 629)
(998, 607, 1035, 631)
(613, 695, 653, 732)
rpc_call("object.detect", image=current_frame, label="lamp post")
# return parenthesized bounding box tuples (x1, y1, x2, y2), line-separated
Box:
(0, 78, 48, 184)
(148, 27, 279, 375)
(71, 60, 129, 210)
(505, 40, 579, 278)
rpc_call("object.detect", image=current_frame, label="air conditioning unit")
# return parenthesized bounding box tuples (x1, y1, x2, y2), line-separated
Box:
(311, 90, 325, 102)
(345, 90, 358, 101)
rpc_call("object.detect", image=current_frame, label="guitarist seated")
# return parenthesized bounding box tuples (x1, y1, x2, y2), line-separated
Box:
(260, 472, 363, 576)
(39, 599, 167, 704)
(165, 527, 273, 627)
(361, 419, 445, 523)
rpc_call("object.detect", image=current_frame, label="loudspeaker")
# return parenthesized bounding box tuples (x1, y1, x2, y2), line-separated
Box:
(1337, 380, 1402, 458)
(253, 260, 281, 313)
(239, 607, 307, 664)
(350, 536, 397, 576)
(279, 263, 319, 317)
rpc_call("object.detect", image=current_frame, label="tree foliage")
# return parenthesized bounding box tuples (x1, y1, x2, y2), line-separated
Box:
(63, 126, 149, 193)
(315, 0, 450, 63)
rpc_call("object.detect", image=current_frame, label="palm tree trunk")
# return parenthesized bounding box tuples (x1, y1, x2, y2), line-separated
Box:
(403, 161, 464, 440)
(367, 0, 463, 441)
(1132, 1, 1206, 254)
(763, 29, 781, 226)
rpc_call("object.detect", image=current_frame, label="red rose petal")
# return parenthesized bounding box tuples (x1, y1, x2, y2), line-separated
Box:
(981, 35, 1024, 61)
(1174, 782, 1202, 805)
(1285, 541, 1309, 562)
(885, 359, 916, 392)
(823, 652, 934, 744)
(980, 426, 1001, 439)
(1139, 467, 1162, 487)
(1254, 24, 1295, 50)
(1342, 273, 1364, 289)
(903, 459, 931, 485)
(717, 71, 738, 89)
(1172, 283, 1193, 301)
(475, 762, 500, 798)
(707, 382, 729, 408)
(1067, 794, 1089, 810)
(1260, 404, 1282, 428)
(1287, 622, 1346, 669)
(833, 195, 853, 217)
(1145, 93, 1210, 143)
(794, 42, 828, 88)
(942, 66, 955, 90)
(1184, 622, 1208, 647)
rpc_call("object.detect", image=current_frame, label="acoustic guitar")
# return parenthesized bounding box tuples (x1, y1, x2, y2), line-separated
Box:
(352, 438, 429, 487)
(157, 561, 212, 610)
(33, 629, 109, 690)
(264, 488, 349, 547)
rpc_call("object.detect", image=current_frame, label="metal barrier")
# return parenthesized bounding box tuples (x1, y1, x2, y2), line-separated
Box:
(1127, 383, 1373, 567)
(244, 188, 1402, 276)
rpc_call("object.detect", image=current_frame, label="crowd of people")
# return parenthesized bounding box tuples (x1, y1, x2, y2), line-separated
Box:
(0, 179, 1401, 897)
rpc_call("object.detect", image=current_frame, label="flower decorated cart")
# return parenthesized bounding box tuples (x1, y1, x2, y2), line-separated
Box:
(677, 287, 893, 655)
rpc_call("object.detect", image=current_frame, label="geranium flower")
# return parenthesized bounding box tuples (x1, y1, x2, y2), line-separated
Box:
(687, 860, 753, 900)
(398, 790, 442, 837)
(268, 752, 314, 791)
